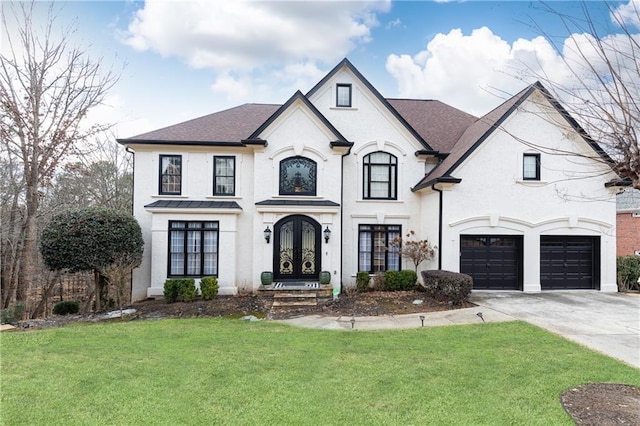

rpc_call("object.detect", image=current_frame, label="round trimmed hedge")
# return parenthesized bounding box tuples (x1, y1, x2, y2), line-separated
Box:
(40, 207, 143, 273)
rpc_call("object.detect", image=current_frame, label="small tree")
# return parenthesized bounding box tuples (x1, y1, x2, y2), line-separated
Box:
(39, 207, 143, 311)
(388, 230, 437, 273)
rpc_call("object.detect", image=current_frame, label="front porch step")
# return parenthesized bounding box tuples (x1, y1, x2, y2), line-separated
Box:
(273, 292, 316, 299)
(271, 299, 318, 307)
(268, 290, 318, 308)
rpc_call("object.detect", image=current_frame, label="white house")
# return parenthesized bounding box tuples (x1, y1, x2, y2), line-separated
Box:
(118, 58, 621, 301)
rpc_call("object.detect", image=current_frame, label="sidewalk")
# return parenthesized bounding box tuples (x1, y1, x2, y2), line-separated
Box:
(275, 305, 515, 330)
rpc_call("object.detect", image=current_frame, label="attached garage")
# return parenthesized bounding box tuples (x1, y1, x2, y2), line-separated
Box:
(540, 236, 600, 290)
(460, 235, 523, 290)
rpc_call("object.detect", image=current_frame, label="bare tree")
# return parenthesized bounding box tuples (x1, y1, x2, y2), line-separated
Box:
(520, 1, 639, 189)
(388, 230, 437, 273)
(0, 1, 119, 307)
(43, 134, 133, 215)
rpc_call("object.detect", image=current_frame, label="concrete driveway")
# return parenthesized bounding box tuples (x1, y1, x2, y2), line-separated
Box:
(470, 291, 640, 368)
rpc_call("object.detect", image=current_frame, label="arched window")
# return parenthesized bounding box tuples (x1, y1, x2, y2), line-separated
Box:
(279, 156, 317, 196)
(363, 151, 397, 199)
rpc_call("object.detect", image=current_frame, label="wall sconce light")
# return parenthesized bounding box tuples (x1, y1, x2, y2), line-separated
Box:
(323, 226, 331, 243)
(264, 226, 272, 244)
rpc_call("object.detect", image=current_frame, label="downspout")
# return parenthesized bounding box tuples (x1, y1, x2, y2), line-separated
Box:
(125, 145, 136, 301)
(339, 148, 350, 294)
(125, 146, 135, 215)
(431, 183, 443, 270)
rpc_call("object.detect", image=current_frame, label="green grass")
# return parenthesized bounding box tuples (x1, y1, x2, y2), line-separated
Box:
(1, 320, 638, 425)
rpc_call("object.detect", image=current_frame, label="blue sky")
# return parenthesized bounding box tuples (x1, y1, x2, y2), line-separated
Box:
(2, 0, 638, 138)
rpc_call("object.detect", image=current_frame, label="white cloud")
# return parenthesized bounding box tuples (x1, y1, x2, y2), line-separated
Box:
(123, 0, 390, 71)
(386, 17, 403, 30)
(385, 24, 640, 152)
(210, 73, 252, 101)
(611, 0, 640, 29)
(386, 27, 544, 116)
(386, 26, 639, 116)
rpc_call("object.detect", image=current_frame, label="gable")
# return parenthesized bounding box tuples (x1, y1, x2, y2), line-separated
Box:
(306, 58, 434, 152)
(413, 82, 616, 191)
(248, 91, 350, 150)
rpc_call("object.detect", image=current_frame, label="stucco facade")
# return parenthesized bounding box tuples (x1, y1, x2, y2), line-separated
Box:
(119, 59, 621, 301)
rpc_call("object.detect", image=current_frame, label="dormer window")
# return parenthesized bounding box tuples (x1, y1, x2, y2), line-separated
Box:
(523, 153, 541, 180)
(336, 83, 352, 107)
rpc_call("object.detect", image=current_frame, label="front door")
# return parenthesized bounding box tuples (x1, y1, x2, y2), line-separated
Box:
(274, 215, 321, 281)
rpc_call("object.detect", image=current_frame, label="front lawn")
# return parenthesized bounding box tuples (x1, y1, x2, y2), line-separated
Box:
(1, 320, 638, 425)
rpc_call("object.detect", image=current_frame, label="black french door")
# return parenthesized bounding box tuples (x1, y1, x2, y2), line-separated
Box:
(273, 215, 321, 281)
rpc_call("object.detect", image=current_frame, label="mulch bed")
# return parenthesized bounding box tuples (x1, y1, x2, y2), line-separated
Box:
(561, 383, 640, 425)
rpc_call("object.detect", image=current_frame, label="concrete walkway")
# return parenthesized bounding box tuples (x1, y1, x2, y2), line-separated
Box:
(277, 291, 640, 368)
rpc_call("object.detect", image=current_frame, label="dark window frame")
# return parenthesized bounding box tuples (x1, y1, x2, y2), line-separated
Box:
(167, 221, 219, 278)
(336, 83, 352, 107)
(279, 156, 317, 196)
(523, 153, 541, 181)
(358, 224, 402, 273)
(159, 154, 182, 195)
(363, 151, 398, 200)
(213, 155, 236, 196)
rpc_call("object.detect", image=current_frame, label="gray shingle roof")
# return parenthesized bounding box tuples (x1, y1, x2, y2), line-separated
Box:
(412, 84, 544, 191)
(617, 188, 640, 211)
(122, 103, 280, 143)
(387, 99, 477, 153)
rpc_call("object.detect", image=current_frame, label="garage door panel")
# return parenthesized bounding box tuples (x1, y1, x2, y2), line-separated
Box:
(540, 236, 599, 290)
(460, 235, 522, 290)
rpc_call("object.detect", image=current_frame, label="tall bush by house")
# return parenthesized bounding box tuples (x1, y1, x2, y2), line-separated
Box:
(617, 256, 640, 291)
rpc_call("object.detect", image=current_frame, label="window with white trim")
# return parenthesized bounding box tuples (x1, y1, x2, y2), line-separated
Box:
(168, 221, 218, 277)
(358, 224, 401, 273)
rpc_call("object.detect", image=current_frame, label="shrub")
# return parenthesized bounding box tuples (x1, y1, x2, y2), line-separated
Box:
(53, 300, 80, 316)
(200, 276, 219, 300)
(421, 270, 473, 305)
(617, 256, 640, 291)
(399, 270, 418, 290)
(164, 279, 179, 303)
(164, 279, 197, 303)
(1, 302, 26, 324)
(384, 270, 401, 291)
(179, 279, 198, 302)
(356, 271, 371, 292)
